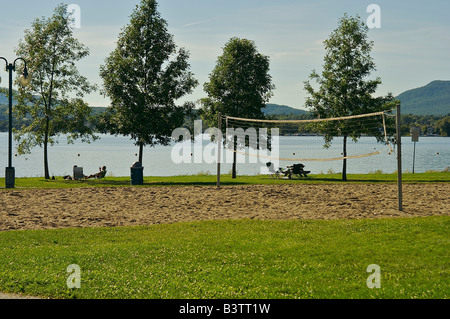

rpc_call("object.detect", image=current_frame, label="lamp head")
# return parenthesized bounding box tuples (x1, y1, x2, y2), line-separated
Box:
(19, 67, 31, 87)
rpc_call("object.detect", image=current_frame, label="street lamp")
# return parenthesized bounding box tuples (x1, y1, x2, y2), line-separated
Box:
(0, 57, 31, 188)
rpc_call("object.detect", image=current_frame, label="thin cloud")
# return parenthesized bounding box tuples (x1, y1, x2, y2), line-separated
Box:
(182, 19, 213, 28)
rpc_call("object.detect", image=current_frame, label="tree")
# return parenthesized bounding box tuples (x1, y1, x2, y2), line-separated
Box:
(14, 4, 98, 179)
(304, 14, 398, 181)
(99, 0, 198, 163)
(200, 37, 275, 178)
(436, 116, 450, 136)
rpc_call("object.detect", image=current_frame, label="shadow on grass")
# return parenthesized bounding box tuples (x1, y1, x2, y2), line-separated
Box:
(9, 172, 449, 189)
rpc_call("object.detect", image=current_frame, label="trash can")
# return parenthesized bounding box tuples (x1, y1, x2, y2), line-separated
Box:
(130, 161, 144, 185)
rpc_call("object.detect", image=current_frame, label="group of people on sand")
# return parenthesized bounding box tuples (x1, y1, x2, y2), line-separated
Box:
(63, 166, 107, 180)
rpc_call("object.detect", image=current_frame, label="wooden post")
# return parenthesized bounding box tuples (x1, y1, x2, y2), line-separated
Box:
(396, 104, 403, 211)
(217, 112, 222, 188)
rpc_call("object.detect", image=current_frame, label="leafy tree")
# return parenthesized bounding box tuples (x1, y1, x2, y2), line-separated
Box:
(304, 14, 398, 181)
(14, 4, 98, 179)
(200, 37, 275, 178)
(99, 0, 198, 163)
(436, 116, 450, 136)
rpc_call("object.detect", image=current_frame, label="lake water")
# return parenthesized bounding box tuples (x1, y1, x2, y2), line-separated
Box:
(0, 132, 449, 178)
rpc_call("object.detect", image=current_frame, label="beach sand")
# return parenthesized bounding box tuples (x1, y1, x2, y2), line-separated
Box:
(1, 183, 449, 232)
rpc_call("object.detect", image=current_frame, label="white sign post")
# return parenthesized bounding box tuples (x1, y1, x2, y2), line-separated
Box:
(411, 127, 420, 174)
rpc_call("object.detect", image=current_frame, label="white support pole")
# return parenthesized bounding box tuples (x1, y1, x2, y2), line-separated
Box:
(217, 112, 222, 188)
(396, 104, 403, 211)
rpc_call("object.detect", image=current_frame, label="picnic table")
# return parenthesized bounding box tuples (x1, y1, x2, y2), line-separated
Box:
(281, 164, 311, 179)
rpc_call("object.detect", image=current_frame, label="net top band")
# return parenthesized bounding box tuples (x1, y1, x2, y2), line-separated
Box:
(224, 110, 393, 124)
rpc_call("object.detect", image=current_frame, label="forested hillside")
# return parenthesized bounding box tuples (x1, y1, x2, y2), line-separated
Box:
(396, 80, 450, 116)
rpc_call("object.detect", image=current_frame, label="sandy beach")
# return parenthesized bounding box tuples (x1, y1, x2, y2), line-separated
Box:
(1, 183, 449, 232)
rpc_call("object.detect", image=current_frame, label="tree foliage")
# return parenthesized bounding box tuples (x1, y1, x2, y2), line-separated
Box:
(304, 14, 399, 180)
(14, 4, 97, 179)
(99, 0, 198, 162)
(199, 37, 275, 178)
(200, 37, 275, 128)
(436, 116, 450, 136)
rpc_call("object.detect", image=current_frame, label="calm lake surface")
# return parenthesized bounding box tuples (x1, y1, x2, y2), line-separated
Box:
(0, 132, 449, 178)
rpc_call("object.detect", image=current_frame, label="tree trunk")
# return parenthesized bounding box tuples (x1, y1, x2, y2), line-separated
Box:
(44, 117, 50, 180)
(232, 136, 237, 179)
(138, 144, 144, 163)
(342, 135, 347, 181)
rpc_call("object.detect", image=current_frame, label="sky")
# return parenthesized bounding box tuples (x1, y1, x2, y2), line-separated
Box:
(0, 0, 449, 110)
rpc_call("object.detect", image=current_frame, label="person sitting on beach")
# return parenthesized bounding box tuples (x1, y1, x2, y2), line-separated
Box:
(85, 166, 107, 179)
(63, 165, 79, 180)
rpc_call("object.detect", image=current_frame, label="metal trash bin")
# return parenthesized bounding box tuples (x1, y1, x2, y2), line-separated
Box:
(130, 161, 144, 185)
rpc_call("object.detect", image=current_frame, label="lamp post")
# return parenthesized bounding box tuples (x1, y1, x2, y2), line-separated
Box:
(0, 57, 31, 188)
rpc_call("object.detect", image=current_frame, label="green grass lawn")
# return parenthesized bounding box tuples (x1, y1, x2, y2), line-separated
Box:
(1, 171, 449, 189)
(0, 217, 448, 299)
(0, 172, 448, 299)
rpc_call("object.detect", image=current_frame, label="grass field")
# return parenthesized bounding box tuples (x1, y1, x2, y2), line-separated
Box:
(0, 172, 449, 299)
(0, 217, 448, 299)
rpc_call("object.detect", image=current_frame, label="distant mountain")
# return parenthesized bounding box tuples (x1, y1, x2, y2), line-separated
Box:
(0, 91, 8, 105)
(395, 80, 450, 116)
(0, 89, 19, 106)
(263, 104, 307, 116)
(3, 81, 450, 116)
(62, 104, 309, 117)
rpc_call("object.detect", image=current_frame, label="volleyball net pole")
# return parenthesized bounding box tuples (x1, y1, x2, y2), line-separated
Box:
(396, 104, 403, 211)
(217, 112, 222, 188)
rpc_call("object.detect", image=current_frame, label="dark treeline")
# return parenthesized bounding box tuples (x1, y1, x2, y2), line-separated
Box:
(400, 114, 450, 136)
